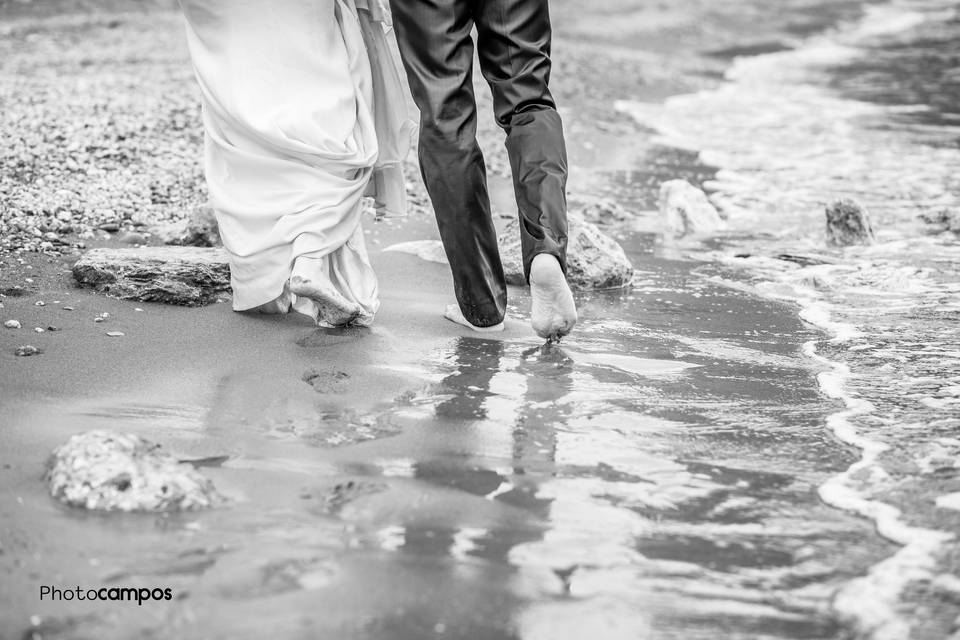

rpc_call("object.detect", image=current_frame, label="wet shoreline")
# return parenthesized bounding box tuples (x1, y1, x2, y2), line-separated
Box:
(2, 1, 957, 638)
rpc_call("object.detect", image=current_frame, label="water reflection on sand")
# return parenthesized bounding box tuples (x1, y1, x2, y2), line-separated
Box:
(15, 266, 886, 640)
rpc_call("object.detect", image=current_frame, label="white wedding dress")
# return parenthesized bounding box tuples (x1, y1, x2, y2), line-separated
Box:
(179, 0, 412, 324)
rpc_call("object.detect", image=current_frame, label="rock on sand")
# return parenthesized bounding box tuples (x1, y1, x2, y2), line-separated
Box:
(658, 179, 726, 237)
(72, 246, 230, 306)
(47, 431, 224, 512)
(826, 198, 875, 246)
(498, 214, 634, 290)
(150, 204, 221, 247)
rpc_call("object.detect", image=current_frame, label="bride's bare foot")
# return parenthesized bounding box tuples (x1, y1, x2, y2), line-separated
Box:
(530, 253, 577, 341)
(255, 286, 292, 314)
(444, 304, 505, 333)
(289, 273, 363, 327)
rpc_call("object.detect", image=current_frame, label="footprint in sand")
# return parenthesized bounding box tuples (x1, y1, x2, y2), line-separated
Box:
(301, 369, 350, 394)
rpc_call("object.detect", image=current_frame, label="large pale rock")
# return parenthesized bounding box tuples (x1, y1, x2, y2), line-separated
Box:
(151, 204, 221, 247)
(47, 431, 225, 512)
(658, 179, 726, 237)
(72, 246, 230, 306)
(826, 198, 875, 246)
(498, 214, 634, 290)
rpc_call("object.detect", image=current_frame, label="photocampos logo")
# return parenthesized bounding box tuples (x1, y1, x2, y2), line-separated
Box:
(39, 585, 173, 606)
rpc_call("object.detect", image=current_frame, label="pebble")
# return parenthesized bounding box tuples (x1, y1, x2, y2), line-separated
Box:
(94, 317, 104, 323)
(63, 306, 74, 311)
(105, 331, 125, 337)
(47, 326, 61, 332)
(4, 320, 22, 329)
(35, 300, 45, 306)
(15, 345, 41, 357)
(34, 327, 44, 333)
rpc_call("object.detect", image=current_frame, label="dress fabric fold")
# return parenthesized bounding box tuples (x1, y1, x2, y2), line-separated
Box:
(180, 0, 413, 317)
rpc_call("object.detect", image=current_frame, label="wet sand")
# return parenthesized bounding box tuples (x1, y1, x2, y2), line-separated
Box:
(2, 233, 887, 639)
(0, 1, 925, 638)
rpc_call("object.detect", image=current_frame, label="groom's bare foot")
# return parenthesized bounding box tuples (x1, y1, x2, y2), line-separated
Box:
(444, 304, 505, 333)
(530, 253, 577, 341)
(289, 274, 363, 327)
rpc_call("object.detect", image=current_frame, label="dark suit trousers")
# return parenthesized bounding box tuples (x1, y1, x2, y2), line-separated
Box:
(388, 0, 569, 327)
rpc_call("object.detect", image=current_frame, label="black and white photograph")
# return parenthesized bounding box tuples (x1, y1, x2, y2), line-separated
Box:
(1, 0, 958, 638)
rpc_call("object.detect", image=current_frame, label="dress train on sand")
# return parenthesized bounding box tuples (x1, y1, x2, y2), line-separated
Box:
(180, 0, 412, 325)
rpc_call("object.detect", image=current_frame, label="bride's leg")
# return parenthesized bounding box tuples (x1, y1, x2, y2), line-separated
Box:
(289, 256, 364, 327)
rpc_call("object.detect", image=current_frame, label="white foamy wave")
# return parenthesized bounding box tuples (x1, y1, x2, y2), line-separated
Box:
(707, 259, 955, 640)
(803, 319, 953, 640)
(615, 1, 960, 230)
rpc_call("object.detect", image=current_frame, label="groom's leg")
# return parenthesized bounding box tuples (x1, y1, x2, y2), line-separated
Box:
(474, 0, 569, 282)
(388, 0, 507, 328)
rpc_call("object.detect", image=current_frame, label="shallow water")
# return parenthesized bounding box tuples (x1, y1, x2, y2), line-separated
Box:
(3, 0, 960, 638)
(4, 251, 891, 639)
(616, 0, 960, 637)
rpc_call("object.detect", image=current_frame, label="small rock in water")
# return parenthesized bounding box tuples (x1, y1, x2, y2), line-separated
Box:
(94, 317, 104, 323)
(35, 300, 45, 307)
(15, 345, 41, 357)
(498, 213, 634, 290)
(105, 331, 125, 337)
(4, 319, 21, 329)
(825, 198, 875, 246)
(658, 179, 726, 237)
(47, 326, 61, 332)
(46, 431, 225, 512)
(919, 208, 960, 235)
(34, 327, 44, 333)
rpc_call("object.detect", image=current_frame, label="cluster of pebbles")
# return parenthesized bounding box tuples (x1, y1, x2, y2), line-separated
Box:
(3, 292, 130, 356)
(0, 13, 208, 259)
